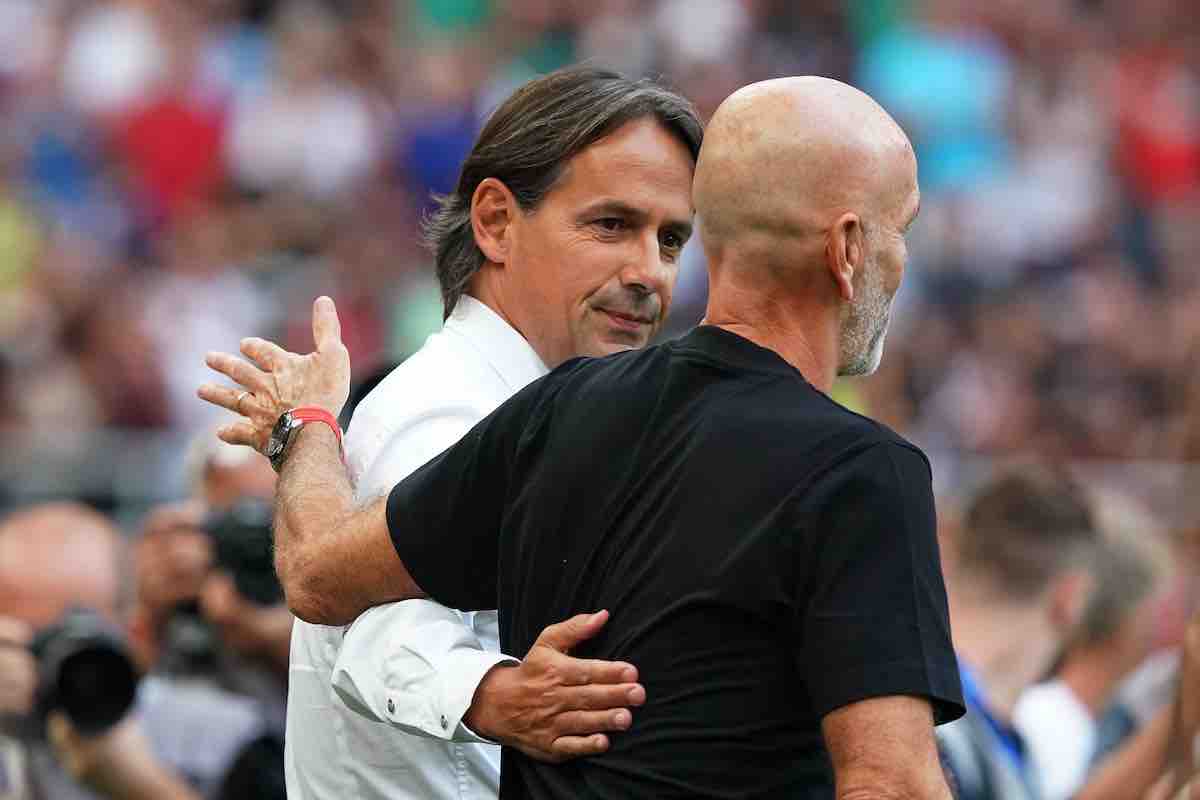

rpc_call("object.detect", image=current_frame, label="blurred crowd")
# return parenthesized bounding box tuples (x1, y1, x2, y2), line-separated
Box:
(0, 0, 1197, 509)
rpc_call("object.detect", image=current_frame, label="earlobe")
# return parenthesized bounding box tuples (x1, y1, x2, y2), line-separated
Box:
(471, 178, 515, 266)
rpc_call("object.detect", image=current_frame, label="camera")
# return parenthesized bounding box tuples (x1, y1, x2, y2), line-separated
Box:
(204, 497, 283, 607)
(159, 497, 282, 676)
(30, 608, 139, 736)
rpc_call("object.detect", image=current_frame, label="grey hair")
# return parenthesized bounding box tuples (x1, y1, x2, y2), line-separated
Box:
(422, 66, 703, 318)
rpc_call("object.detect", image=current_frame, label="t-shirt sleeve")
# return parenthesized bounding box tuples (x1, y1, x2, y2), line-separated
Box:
(385, 383, 541, 612)
(796, 440, 965, 725)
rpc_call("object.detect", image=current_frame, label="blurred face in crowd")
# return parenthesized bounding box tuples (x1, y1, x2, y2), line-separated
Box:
(0, 505, 121, 628)
(477, 118, 695, 368)
(837, 150, 919, 377)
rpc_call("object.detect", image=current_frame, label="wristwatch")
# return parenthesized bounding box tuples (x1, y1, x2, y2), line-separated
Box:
(266, 407, 344, 473)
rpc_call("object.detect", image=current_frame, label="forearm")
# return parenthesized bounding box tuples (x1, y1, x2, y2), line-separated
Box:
(274, 425, 425, 624)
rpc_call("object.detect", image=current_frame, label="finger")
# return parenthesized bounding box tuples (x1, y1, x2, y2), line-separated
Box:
(199, 572, 239, 625)
(554, 682, 645, 711)
(311, 296, 343, 354)
(241, 337, 291, 372)
(46, 711, 85, 776)
(552, 708, 633, 737)
(534, 610, 609, 654)
(534, 650, 638, 687)
(204, 352, 271, 395)
(217, 421, 262, 450)
(0, 616, 32, 646)
(197, 383, 260, 417)
(549, 733, 609, 759)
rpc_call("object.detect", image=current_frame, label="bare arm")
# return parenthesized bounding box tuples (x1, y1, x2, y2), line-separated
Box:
(274, 424, 423, 623)
(198, 297, 425, 624)
(823, 695, 954, 800)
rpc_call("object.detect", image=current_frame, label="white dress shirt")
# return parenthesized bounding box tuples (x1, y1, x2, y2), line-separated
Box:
(1013, 679, 1096, 800)
(284, 296, 548, 799)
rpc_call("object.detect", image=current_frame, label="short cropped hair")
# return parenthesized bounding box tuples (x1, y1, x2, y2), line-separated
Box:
(959, 466, 1099, 598)
(423, 66, 704, 318)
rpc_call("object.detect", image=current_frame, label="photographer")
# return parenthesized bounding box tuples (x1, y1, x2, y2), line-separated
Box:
(0, 503, 198, 800)
(133, 432, 289, 681)
(126, 432, 291, 795)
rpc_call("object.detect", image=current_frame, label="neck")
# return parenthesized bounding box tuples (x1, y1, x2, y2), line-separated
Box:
(951, 587, 1058, 723)
(465, 270, 557, 367)
(1058, 645, 1125, 718)
(701, 267, 840, 393)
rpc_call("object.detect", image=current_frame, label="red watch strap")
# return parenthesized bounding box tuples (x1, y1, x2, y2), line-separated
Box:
(290, 406, 344, 454)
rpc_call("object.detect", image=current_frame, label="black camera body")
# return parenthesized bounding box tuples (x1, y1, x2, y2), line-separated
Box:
(29, 608, 139, 736)
(159, 497, 283, 677)
(203, 496, 283, 607)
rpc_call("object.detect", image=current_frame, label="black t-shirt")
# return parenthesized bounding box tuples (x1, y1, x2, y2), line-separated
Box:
(387, 326, 965, 799)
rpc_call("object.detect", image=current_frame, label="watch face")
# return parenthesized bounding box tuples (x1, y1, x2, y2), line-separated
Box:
(267, 412, 293, 471)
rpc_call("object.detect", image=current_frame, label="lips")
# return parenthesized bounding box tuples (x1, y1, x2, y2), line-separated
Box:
(599, 308, 653, 331)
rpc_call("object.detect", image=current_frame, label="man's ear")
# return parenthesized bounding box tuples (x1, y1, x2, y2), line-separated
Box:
(470, 178, 518, 265)
(825, 212, 865, 302)
(1049, 569, 1095, 634)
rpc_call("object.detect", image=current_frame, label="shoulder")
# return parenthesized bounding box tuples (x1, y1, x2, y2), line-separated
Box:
(345, 330, 510, 471)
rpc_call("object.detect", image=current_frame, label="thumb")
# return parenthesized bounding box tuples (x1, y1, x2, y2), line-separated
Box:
(312, 296, 343, 354)
(534, 610, 609, 653)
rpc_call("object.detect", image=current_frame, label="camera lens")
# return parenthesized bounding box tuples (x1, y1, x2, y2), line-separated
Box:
(55, 644, 138, 735)
(32, 608, 140, 737)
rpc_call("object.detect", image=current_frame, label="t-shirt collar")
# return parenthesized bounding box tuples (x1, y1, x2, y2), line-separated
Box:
(445, 295, 549, 391)
(681, 325, 809, 379)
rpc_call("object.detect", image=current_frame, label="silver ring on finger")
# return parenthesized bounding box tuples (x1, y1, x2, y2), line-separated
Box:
(236, 391, 251, 414)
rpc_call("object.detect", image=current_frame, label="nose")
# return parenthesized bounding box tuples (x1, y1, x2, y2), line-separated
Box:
(618, 233, 674, 301)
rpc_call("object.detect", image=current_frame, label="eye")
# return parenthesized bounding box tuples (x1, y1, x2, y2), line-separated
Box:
(595, 218, 625, 232)
(661, 231, 684, 251)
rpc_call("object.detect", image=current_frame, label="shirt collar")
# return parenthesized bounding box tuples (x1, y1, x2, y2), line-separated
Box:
(444, 295, 549, 392)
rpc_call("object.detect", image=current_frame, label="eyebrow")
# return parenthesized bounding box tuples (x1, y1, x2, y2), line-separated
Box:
(579, 199, 694, 241)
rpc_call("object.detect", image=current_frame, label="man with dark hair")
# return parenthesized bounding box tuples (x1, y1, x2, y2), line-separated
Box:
(204, 66, 701, 799)
(938, 468, 1102, 800)
(204, 76, 963, 798)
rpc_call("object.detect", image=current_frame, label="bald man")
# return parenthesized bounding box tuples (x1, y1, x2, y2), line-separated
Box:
(204, 77, 964, 798)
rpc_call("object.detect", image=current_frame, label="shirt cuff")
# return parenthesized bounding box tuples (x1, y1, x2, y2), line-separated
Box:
(434, 649, 520, 743)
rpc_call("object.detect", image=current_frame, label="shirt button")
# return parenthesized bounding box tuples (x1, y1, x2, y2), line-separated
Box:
(386, 698, 395, 714)
(441, 715, 448, 729)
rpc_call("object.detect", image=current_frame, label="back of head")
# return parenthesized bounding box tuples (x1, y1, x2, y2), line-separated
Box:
(693, 76, 915, 284)
(1073, 491, 1172, 648)
(0, 503, 123, 627)
(957, 466, 1099, 601)
(423, 66, 703, 318)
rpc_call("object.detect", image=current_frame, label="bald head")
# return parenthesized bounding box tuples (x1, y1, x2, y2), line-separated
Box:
(0, 503, 123, 627)
(696, 76, 915, 252)
(696, 77, 920, 382)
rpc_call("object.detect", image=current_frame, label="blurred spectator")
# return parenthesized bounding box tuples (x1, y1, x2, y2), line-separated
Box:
(0, 503, 199, 800)
(937, 467, 1101, 800)
(225, 0, 380, 198)
(1014, 491, 1174, 800)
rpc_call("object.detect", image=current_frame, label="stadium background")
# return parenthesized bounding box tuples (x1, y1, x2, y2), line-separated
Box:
(0, 0, 1197, 621)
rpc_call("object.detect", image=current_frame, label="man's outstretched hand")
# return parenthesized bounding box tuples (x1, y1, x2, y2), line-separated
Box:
(197, 296, 351, 453)
(466, 610, 645, 763)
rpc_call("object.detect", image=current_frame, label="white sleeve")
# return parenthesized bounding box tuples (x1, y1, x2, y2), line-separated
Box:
(331, 601, 518, 742)
(332, 411, 520, 743)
